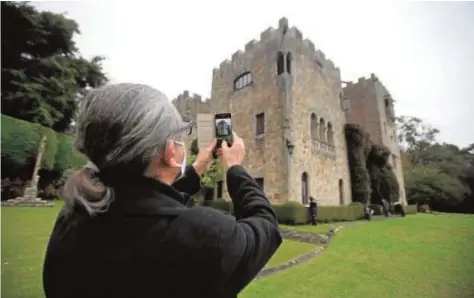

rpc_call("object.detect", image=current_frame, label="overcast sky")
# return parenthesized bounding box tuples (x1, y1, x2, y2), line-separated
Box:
(33, 1, 474, 148)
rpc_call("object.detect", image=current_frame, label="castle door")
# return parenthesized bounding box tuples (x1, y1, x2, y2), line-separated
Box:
(339, 179, 344, 205)
(302, 172, 309, 205)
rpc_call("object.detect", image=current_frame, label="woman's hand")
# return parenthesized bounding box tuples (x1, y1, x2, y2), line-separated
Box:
(192, 139, 217, 176)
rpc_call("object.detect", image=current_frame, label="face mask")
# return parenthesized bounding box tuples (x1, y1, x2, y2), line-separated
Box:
(174, 141, 187, 179)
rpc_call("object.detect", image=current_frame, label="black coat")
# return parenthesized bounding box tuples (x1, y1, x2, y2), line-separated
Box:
(309, 201, 317, 216)
(43, 165, 282, 298)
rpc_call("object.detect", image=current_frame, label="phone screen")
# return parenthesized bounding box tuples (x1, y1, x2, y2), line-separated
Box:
(215, 113, 232, 148)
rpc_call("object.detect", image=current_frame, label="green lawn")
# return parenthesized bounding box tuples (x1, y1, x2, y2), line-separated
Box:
(2, 205, 474, 298)
(265, 240, 316, 269)
(242, 213, 474, 298)
(0, 203, 315, 298)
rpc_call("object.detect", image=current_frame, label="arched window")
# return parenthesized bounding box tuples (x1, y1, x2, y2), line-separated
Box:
(302, 172, 309, 205)
(327, 122, 334, 145)
(310, 113, 318, 140)
(319, 118, 326, 143)
(277, 52, 284, 75)
(286, 52, 292, 74)
(339, 179, 344, 205)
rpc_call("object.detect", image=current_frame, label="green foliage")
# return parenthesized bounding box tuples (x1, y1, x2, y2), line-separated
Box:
(405, 205, 418, 215)
(1, 114, 86, 176)
(316, 202, 366, 222)
(1, 1, 108, 132)
(404, 165, 469, 206)
(344, 124, 371, 204)
(367, 144, 400, 204)
(272, 202, 309, 225)
(272, 201, 366, 225)
(1, 115, 43, 170)
(187, 144, 223, 188)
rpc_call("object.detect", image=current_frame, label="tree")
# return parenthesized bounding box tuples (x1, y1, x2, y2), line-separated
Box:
(366, 144, 400, 204)
(398, 116, 472, 211)
(1, 1, 107, 132)
(396, 116, 440, 167)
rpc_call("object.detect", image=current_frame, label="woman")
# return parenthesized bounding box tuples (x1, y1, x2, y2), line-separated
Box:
(42, 83, 282, 298)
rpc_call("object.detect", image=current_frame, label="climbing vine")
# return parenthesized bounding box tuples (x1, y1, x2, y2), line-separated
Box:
(344, 124, 371, 204)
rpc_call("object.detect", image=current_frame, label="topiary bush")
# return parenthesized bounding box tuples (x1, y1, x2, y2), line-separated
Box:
(344, 124, 371, 204)
(1, 114, 87, 175)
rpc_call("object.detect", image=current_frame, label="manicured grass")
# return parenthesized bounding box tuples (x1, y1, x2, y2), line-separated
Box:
(242, 213, 474, 298)
(1, 204, 62, 298)
(264, 240, 316, 269)
(3, 205, 474, 298)
(0, 203, 315, 298)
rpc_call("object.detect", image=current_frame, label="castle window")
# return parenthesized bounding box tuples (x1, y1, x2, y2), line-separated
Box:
(277, 52, 284, 75)
(310, 113, 319, 140)
(256, 112, 265, 136)
(286, 52, 292, 74)
(319, 118, 326, 143)
(339, 93, 344, 110)
(217, 181, 223, 199)
(234, 71, 252, 91)
(255, 178, 264, 191)
(327, 122, 334, 146)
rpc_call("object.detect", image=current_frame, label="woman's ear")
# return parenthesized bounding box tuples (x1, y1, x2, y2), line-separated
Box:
(163, 141, 180, 168)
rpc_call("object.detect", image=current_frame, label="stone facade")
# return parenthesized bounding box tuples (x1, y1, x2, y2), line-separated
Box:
(172, 17, 404, 206)
(343, 74, 407, 205)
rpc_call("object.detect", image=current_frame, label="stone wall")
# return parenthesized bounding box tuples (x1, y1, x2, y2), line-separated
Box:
(343, 75, 407, 205)
(285, 24, 352, 206)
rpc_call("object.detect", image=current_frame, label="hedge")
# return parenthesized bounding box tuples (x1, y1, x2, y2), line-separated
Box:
(405, 204, 418, 215)
(204, 200, 366, 225)
(1, 114, 86, 174)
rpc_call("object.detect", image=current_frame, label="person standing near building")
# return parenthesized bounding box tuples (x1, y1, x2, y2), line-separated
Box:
(309, 197, 318, 225)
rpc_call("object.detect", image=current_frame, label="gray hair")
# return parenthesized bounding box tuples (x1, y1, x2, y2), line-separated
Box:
(64, 83, 192, 216)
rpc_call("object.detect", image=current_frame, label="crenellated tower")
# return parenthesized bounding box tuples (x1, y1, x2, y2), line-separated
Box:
(210, 17, 352, 205)
(343, 74, 407, 205)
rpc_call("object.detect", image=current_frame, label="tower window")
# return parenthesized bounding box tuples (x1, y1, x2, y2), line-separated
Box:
(234, 72, 252, 90)
(256, 113, 265, 136)
(286, 52, 292, 74)
(277, 52, 284, 75)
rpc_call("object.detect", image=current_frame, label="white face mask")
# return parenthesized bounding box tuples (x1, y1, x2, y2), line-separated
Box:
(173, 140, 187, 179)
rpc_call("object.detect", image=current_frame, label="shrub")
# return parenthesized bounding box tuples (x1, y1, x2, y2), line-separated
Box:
(1, 178, 29, 200)
(272, 201, 366, 225)
(1, 115, 43, 170)
(317, 202, 366, 222)
(1, 114, 87, 174)
(418, 204, 430, 213)
(272, 202, 309, 225)
(405, 205, 418, 215)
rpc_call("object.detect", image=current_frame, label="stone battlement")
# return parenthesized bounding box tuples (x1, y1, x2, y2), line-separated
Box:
(344, 73, 379, 86)
(213, 17, 339, 76)
(172, 90, 210, 103)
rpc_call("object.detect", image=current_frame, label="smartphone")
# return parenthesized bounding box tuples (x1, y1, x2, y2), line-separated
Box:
(215, 113, 233, 149)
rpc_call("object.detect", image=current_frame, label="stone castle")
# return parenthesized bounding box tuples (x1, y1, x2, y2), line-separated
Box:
(172, 18, 406, 206)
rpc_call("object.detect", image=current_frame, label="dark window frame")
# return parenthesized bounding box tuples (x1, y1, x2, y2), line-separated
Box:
(234, 71, 252, 91)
